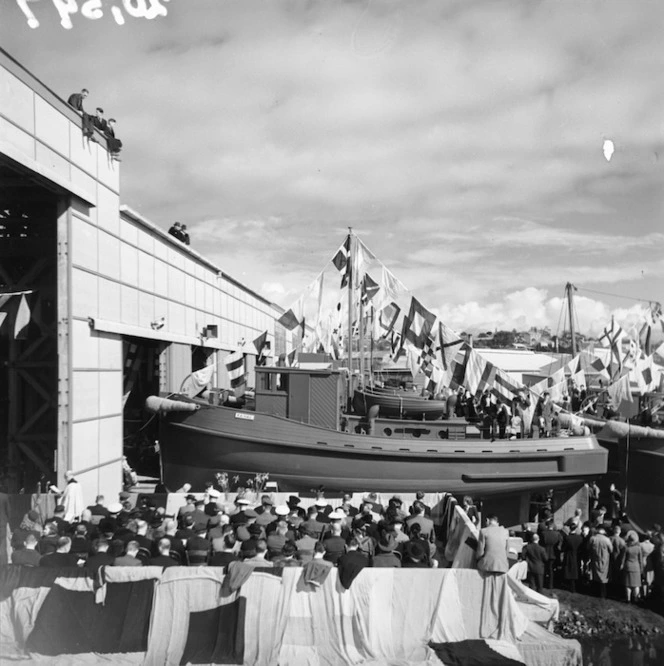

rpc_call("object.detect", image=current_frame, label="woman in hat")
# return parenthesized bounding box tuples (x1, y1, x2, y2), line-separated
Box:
(621, 530, 644, 603)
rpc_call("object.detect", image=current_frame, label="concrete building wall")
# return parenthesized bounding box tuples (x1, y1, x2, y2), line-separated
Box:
(1, 49, 290, 505)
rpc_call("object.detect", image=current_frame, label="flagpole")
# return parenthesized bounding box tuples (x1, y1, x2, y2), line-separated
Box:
(347, 228, 354, 404)
(370, 304, 375, 389)
(359, 289, 365, 387)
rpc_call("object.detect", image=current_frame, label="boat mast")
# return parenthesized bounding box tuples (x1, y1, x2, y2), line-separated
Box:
(347, 228, 354, 395)
(566, 282, 577, 356)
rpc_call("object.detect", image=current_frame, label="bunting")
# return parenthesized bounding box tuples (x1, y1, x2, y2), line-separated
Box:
(377, 302, 400, 338)
(252, 331, 270, 366)
(224, 350, 246, 389)
(14, 294, 31, 339)
(492, 369, 521, 406)
(403, 297, 436, 349)
(438, 321, 464, 371)
(277, 309, 300, 331)
(450, 343, 471, 390)
(361, 274, 380, 305)
(598, 319, 624, 377)
(607, 373, 632, 410)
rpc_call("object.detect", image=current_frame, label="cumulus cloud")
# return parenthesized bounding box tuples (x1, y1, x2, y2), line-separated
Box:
(2, 0, 662, 328)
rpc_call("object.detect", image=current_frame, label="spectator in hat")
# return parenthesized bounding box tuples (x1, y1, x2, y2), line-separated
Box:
(114, 540, 143, 566)
(401, 540, 430, 568)
(477, 514, 510, 575)
(237, 518, 263, 543)
(363, 492, 384, 516)
(255, 496, 277, 527)
(340, 493, 359, 518)
(522, 534, 548, 593)
(175, 514, 197, 545)
(287, 495, 306, 520)
(272, 541, 301, 568)
(229, 497, 252, 525)
(621, 530, 643, 603)
(385, 496, 407, 524)
(178, 494, 197, 524)
(40, 536, 80, 568)
(85, 538, 115, 574)
(11, 533, 42, 566)
(266, 520, 291, 558)
(373, 531, 401, 568)
(208, 513, 231, 542)
(189, 499, 208, 532)
(186, 526, 211, 565)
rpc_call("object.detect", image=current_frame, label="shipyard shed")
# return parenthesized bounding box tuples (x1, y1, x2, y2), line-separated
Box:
(0, 47, 291, 503)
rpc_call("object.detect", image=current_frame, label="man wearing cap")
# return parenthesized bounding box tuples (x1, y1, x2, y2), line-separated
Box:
(229, 497, 252, 526)
(401, 540, 430, 568)
(272, 541, 301, 568)
(477, 515, 510, 575)
(265, 504, 291, 535)
(186, 525, 211, 565)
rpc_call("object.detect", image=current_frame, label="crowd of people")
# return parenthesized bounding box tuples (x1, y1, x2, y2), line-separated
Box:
(167, 221, 190, 245)
(9, 489, 446, 580)
(518, 498, 664, 605)
(67, 88, 122, 160)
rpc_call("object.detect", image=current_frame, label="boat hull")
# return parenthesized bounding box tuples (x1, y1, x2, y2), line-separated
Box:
(159, 402, 608, 496)
(596, 424, 664, 530)
(353, 389, 447, 420)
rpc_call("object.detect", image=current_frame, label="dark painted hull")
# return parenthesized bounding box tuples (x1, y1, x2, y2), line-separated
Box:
(596, 425, 664, 530)
(158, 401, 608, 495)
(353, 389, 447, 420)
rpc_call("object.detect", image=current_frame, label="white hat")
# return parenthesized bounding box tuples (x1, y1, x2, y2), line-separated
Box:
(328, 510, 345, 520)
(314, 499, 328, 507)
(107, 502, 122, 514)
(275, 505, 289, 516)
(236, 497, 250, 505)
(208, 489, 220, 499)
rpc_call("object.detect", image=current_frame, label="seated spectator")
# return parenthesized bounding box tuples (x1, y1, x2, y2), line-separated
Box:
(48, 504, 70, 536)
(70, 523, 91, 559)
(266, 520, 291, 558)
(295, 527, 318, 564)
(12, 534, 42, 566)
(38, 522, 60, 555)
(243, 539, 273, 567)
(180, 224, 191, 246)
(406, 502, 435, 543)
(337, 538, 370, 589)
(113, 540, 143, 566)
(373, 532, 401, 568)
(301, 505, 326, 539)
(104, 118, 122, 160)
(85, 538, 115, 574)
(40, 536, 80, 568)
(209, 533, 239, 570)
(168, 222, 185, 243)
(87, 494, 109, 519)
(186, 526, 211, 565)
(67, 88, 94, 139)
(322, 521, 347, 565)
(149, 538, 179, 569)
(286, 495, 306, 520)
(401, 540, 430, 568)
(93, 107, 107, 134)
(390, 516, 410, 547)
(409, 491, 431, 517)
(175, 514, 196, 544)
(272, 541, 301, 568)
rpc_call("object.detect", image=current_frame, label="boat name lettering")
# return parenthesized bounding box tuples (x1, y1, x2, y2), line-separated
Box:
(235, 413, 255, 421)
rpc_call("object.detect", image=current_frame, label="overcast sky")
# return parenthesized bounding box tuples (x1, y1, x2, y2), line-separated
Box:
(2, 0, 663, 336)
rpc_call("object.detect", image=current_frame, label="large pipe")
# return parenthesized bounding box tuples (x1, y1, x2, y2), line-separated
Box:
(145, 396, 200, 414)
(558, 412, 664, 440)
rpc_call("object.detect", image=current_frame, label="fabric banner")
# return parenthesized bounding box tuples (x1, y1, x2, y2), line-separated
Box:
(607, 373, 632, 409)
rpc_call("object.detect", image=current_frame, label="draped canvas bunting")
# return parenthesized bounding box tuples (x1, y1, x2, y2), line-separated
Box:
(225, 350, 246, 388)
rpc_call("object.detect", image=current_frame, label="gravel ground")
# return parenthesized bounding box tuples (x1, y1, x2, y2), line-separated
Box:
(551, 588, 664, 639)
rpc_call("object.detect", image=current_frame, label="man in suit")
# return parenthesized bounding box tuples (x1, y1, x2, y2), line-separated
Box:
(406, 502, 435, 543)
(113, 540, 143, 566)
(409, 491, 431, 517)
(177, 494, 197, 525)
(40, 537, 80, 568)
(149, 538, 179, 569)
(87, 495, 110, 520)
(12, 533, 42, 566)
(539, 518, 563, 590)
(67, 88, 88, 112)
(92, 107, 108, 134)
(85, 538, 115, 574)
(522, 534, 548, 592)
(301, 505, 326, 539)
(476, 515, 509, 574)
